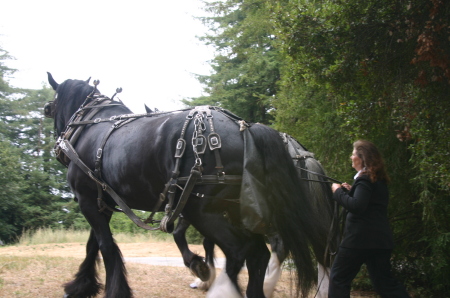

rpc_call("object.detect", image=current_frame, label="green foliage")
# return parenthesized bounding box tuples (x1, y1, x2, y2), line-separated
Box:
(18, 227, 90, 245)
(1, 1, 449, 294)
(110, 212, 201, 244)
(352, 265, 374, 292)
(268, 0, 450, 295)
(192, 0, 449, 295)
(184, 0, 280, 123)
(185, 224, 204, 245)
(0, 48, 15, 98)
(0, 140, 25, 242)
(109, 211, 167, 240)
(0, 46, 79, 243)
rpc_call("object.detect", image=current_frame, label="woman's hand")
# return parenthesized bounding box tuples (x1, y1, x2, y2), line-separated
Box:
(332, 183, 341, 193)
(332, 182, 352, 193)
(341, 182, 351, 190)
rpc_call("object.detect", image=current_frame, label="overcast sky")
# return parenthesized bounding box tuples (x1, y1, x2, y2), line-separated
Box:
(1, 0, 214, 112)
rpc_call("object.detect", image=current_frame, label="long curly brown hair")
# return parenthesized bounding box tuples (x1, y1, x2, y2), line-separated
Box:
(353, 140, 390, 183)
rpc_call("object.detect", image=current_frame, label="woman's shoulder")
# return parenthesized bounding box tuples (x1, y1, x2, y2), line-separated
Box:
(355, 175, 388, 192)
(355, 174, 371, 183)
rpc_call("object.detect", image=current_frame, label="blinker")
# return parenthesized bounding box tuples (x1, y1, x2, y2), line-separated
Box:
(44, 101, 54, 118)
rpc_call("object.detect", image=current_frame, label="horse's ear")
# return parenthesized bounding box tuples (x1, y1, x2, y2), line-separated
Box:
(144, 104, 153, 113)
(47, 72, 59, 90)
(86, 77, 91, 84)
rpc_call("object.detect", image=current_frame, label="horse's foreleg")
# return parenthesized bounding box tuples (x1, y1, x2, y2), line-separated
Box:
(64, 229, 102, 298)
(81, 201, 132, 298)
(173, 217, 210, 281)
(190, 237, 216, 290)
(95, 222, 131, 297)
(245, 235, 271, 298)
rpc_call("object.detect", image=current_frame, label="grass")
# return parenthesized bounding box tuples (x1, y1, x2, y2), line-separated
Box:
(16, 227, 173, 246)
(17, 228, 90, 245)
(0, 255, 94, 297)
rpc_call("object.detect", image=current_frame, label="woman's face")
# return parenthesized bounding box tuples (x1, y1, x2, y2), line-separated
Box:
(351, 149, 363, 171)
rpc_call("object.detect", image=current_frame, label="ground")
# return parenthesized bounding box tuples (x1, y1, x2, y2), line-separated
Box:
(0, 242, 375, 297)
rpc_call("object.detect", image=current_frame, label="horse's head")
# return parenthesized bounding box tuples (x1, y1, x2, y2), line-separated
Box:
(45, 72, 96, 136)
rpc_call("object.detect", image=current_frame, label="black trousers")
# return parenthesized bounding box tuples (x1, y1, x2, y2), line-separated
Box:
(328, 247, 410, 298)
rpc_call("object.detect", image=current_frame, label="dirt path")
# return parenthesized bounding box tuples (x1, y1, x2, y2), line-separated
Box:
(0, 241, 225, 259)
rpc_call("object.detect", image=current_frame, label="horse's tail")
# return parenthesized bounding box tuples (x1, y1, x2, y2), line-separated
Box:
(248, 124, 329, 297)
(302, 152, 338, 266)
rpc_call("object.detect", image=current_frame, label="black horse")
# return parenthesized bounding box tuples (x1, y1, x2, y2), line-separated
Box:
(173, 135, 340, 297)
(45, 73, 331, 298)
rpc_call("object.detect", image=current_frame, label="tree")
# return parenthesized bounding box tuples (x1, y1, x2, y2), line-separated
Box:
(0, 46, 79, 241)
(0, 139, 25, 242)
(268, 0, 450, 294)
(9, 87, 76, 232)
(0, 47, 23, 242)
(184, 0, 280, 124)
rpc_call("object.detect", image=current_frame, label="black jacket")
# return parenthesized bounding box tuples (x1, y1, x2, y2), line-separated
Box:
(333, 175, 394, 249)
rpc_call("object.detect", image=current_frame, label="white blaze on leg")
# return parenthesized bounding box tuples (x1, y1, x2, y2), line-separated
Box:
(206, 269, 242, 298)
(316, 264, 330, 298)
(190, 278, 202, 289)
(263, 252, 282, 298)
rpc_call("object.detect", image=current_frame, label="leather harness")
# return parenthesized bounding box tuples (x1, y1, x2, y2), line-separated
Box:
(48, 90, 246, 232)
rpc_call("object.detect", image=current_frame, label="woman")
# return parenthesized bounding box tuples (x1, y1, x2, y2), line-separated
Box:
(329, 140, 410, 298)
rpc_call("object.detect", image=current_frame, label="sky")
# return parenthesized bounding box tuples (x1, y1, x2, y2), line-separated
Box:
(1, 0, 214, 113)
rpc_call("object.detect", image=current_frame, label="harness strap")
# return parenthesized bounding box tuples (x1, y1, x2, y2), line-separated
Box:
(55, 98, 113, 166)
(69, 111, 138, 126)
(157, 108, 204, 232)
(160, 167, 202, 233)
(78, 103, 124, 110)
(146, 113, 193, 223)
(177, 175, 242, 185)
(203, 107, 224, 180)
(94, 118, 137, 211)
(158, 106, 228, 232)
(59, 139, 160, 231)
